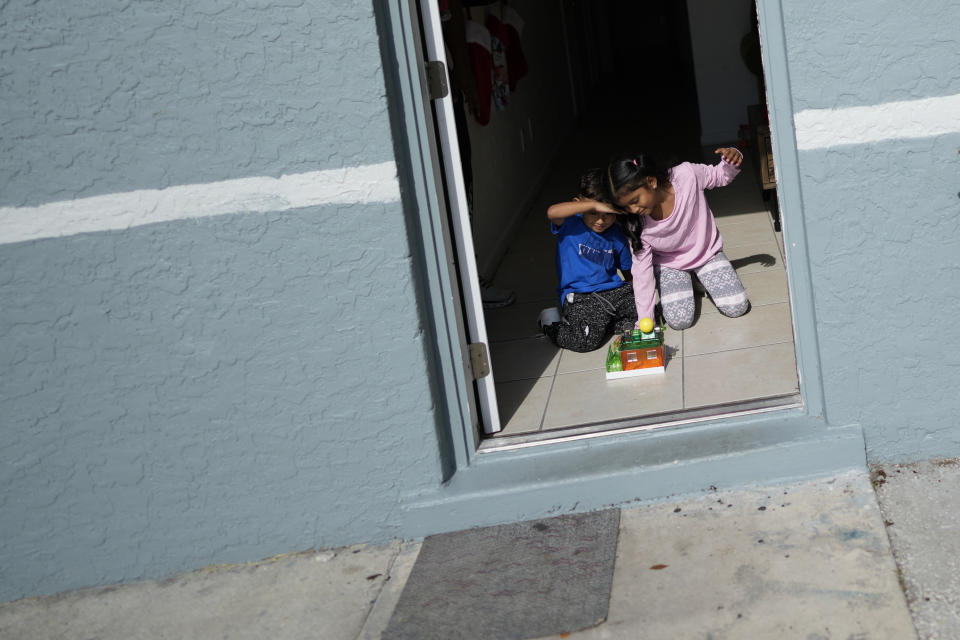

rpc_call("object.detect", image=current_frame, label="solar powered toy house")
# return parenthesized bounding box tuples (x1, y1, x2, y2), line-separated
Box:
(605, 320, 666, 379)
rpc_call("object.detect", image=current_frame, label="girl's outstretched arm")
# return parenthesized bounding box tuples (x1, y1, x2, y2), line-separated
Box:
(547, 198, 618, 223)
(629, 245, 656, 322)
(715, 147, 743, 167)
(694, 147, 743, 190)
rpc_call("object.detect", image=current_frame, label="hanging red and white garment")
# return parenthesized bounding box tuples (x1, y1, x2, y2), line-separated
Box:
(501, 5, 527, 91)
(485, 13, 511, 111)
(464, 17, 493, 125)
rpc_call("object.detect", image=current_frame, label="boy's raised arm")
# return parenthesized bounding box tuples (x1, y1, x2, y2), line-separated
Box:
(547, 198, 618, 223)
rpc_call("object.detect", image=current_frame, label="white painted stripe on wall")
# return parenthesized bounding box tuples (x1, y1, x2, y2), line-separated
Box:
(0, 161, 400, 245)
(795, 93, 960, 150)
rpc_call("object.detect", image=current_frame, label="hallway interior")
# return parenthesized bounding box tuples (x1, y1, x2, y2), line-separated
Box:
(480, 100, 800, 444)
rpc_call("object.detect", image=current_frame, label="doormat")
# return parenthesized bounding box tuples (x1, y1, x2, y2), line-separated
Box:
(382, 509, 620, 640)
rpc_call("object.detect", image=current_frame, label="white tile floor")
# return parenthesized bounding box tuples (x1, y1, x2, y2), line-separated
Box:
(482, 111, 800, 441)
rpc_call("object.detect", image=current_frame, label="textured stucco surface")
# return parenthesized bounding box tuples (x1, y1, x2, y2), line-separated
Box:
(0, 0, 394, 207)
(782, 0, 960, 460)
(0, 207, 442, 600)
(797, 140, 960, 460)
(0, 1, 443, 601)
(4, 0, 960, 605)
(782, 0, 960, 111)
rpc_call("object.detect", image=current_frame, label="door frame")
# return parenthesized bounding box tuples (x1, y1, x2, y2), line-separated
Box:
(376, 0, 829, 474)
(416, 0, 502, 435)
(754, 0, 826, 421)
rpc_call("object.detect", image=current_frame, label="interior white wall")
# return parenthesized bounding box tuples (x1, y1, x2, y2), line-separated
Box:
(686, 0, 761, 145)
(463, 0, 606, 279)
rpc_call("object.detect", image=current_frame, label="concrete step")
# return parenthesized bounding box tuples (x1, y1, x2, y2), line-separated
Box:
(0, 469, 918, 640)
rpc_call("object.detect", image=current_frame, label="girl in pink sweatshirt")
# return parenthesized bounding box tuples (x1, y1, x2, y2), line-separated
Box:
(607, 148, 750, 330)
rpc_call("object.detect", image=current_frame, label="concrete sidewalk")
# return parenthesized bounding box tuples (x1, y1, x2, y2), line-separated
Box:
(3, 464, 953, 639)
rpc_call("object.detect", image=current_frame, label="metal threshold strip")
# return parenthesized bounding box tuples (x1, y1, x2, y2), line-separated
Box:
(478, 394, 803, 454)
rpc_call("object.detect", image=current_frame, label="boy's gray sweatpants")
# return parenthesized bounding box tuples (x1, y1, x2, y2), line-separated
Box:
(548, 283, 638, 353)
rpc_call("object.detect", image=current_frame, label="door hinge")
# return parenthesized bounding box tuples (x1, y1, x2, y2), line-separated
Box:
(425, 60, 449, 100)
(468, 342, 490, 380)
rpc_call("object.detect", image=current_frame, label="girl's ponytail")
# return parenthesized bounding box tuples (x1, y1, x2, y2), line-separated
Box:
(606, 152, 668, 198)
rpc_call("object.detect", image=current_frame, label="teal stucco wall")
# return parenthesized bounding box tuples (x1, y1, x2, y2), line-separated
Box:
(4, 0, 960, 603)
(779, 0, 960, 461)
(0, 1, 445, 601)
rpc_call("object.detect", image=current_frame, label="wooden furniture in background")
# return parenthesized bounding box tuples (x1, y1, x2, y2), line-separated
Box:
(747, 104, 780, 231)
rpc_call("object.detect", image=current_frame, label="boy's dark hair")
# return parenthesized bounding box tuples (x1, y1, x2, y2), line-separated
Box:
(578, 168, 606, 202)
(606, 152, 670, 255)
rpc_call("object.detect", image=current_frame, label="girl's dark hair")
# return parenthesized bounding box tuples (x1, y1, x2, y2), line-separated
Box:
(606, 152, 670, 254)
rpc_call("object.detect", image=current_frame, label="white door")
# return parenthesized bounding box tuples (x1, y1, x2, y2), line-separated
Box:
(418, 0, 502, 434)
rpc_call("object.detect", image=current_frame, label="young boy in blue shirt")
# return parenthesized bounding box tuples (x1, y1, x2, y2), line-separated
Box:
(540, 169, 637, 352)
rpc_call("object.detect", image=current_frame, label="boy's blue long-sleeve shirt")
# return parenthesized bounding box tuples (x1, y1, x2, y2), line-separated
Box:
(551, 215, 632, 306)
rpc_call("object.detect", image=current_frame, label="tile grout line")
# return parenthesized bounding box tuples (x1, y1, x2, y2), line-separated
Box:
(543, 345, 569, 429)
(695, 298, 791, 317)
(538, 362, 562, 432)
(684, 338, 797, 359)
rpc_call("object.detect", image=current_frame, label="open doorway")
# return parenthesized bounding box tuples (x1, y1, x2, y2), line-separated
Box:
(425, 0, 799, 445)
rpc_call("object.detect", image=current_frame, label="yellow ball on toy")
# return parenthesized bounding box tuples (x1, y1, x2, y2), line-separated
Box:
(638, 317, 654, 333)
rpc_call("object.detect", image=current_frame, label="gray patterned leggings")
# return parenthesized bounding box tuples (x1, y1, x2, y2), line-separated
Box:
(655, 251, 750, 330)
